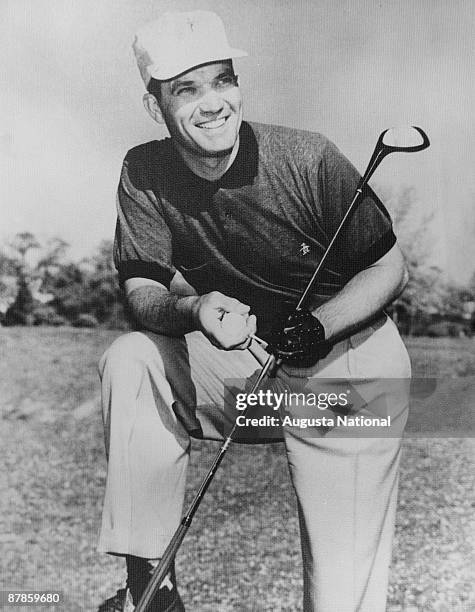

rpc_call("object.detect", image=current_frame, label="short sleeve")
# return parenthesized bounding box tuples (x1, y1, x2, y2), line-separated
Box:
(114, 157, 176, 289)
(319, 140, 396, 278)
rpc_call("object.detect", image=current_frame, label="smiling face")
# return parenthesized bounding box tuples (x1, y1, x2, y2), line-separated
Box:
(150, 61, 243, 160)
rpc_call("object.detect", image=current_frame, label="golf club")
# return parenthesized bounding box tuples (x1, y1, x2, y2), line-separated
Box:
(135, 126, 430, 611)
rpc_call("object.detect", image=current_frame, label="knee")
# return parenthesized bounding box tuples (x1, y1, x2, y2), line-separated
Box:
(99, 332, 159, 377)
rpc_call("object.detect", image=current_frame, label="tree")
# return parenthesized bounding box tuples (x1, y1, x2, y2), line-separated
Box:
(0, 251, 18, 316)
(81, 240, 125, 327)
(2, 233, 75, 326)
(2, 232, 40, 326)
(3, 275, 35, 325)
(376, 185, 446, 334)
(468, 270, 475, 302)
(0, 233, 128, 328)
(47, 261, 87, 321)
(8, 232, 41, 268)
(44, 240, 126, 328)
(36, 237, 69, 286)
(0, 251, 16, 276)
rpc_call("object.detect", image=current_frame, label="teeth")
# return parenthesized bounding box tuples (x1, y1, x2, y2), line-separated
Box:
(198, 118, 226, 129)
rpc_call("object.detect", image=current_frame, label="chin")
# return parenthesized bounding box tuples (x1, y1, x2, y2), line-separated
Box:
(193, 135, 238, 158)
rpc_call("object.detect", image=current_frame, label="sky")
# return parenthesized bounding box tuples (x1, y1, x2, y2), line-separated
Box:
(1, 0, 474, 283)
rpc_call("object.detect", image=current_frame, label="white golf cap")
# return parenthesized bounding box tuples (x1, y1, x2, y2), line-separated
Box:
(133, 10, 248, 85)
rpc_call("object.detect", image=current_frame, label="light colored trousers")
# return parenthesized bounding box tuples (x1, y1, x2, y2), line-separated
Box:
(98, 316, 411, 612)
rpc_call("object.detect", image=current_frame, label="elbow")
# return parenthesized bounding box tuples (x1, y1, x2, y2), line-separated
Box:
(402, 263, 409, 291)
(396, 262, 409, 297)
(391, 243, 409, 297)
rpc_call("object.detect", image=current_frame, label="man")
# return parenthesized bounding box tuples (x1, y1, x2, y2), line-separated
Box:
(98, 10, 411, 612)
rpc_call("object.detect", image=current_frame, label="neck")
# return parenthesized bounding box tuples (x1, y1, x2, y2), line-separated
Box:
(175, 137, 240, 182)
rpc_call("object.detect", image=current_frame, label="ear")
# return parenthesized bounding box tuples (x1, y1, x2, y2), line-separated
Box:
(143, 93, 164, 124)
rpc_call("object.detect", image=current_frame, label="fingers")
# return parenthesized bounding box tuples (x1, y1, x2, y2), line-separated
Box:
(207, 291, 250, 315)
(267, 309, 325, 366)
(197, 292, 257, 351)
(283, 311, 314, 334)
(224, 313, 256, 350)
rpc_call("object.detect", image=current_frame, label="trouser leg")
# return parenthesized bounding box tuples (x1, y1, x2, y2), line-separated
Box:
(280, 317, 411, 611)
(98, 315, 410, 609)
(98, 331, 194, 558)
(97, 330, 261, 558)
(285, 433, 403, 612)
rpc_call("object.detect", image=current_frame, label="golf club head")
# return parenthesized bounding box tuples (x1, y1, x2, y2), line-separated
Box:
(362, 126, 430, 183)
(380, 126, 430, 153)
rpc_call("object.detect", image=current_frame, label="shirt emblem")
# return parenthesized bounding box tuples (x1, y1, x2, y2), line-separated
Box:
(299, 243, 310, 256)
(160, 572, 174, 591)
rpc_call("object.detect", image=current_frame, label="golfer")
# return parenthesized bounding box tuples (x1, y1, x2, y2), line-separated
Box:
(98, 11, 411, 611)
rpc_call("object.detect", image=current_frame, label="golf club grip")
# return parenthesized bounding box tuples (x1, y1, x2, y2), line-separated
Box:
(135, 522, 188, 612)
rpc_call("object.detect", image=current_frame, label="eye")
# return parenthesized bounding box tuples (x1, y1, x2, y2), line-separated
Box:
(175, 86, 197, 98)
(215, 75, 238, 89)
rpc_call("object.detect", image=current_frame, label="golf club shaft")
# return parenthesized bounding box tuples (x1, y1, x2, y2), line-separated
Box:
(136, 163, 373, 612)
(297, 148, 387, 310)
(296, 187, 362, 310)
(135, 354, 276, 611)
(135, 128, 429, 611)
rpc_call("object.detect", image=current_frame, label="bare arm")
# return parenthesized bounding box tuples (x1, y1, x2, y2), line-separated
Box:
(125, 276, 257, 350)
(311, 242, 408, 341)
(127, 284, 198, 335)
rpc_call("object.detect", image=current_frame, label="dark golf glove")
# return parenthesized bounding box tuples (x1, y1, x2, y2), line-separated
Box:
(267, 308, 327, 368)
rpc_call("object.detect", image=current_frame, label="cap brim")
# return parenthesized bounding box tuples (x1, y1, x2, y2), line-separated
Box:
(149, 48, 248, 81)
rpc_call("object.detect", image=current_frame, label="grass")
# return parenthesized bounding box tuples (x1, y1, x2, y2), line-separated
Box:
(405, 336, 475, 437)
(0, 328, 474, 611)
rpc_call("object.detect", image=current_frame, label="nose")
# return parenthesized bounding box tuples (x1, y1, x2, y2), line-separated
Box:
(198, 88, 224, 114)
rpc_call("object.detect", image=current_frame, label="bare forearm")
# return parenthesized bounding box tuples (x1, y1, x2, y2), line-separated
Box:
(127, 285, 199, 335)
(313, 256, 408, 342)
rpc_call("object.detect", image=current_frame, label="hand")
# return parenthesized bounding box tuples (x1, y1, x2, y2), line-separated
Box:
(192, 291, 257, 350)
(267, 309, 326, 367)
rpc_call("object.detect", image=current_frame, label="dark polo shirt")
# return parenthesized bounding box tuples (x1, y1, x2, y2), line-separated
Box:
(114, 121, 395, 336)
